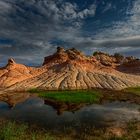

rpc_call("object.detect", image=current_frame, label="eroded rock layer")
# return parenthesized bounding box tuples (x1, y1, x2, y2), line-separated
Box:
(0, 47, 140, 91)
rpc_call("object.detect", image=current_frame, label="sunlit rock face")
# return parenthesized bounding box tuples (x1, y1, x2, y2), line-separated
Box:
(0, 58, 46, 88)
(0, 48, 140, 91)
(43, 47, 89, 67)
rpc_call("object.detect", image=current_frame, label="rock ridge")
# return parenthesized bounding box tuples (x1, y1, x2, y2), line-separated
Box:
(0, 47, 139, 91)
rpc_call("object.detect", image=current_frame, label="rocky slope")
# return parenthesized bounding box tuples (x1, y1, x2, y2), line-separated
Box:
(0, 58, 46, 88)
(0, 47, 140, 91)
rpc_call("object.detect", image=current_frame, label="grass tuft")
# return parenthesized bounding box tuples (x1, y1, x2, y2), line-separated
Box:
(0, 120, 140, 140)
(28, 89, 102, 103)
(123, 87, 140, 96)
(0, 120, 56, 140)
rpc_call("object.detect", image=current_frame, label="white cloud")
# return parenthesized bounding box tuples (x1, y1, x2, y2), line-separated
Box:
(82, 0, 139, 57)
(95, 0, 140, 39)
(77, 4, 97, 19)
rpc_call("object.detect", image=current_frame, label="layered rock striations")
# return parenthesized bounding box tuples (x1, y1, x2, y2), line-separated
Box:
(0, 47, 140, 91)
(0, 58, 46, 88)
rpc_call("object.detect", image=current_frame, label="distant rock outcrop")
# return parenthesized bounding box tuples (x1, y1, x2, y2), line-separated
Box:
(92, 52, 125, 67)
(118, 59, 140, 74)
(0, 48, 140, 91)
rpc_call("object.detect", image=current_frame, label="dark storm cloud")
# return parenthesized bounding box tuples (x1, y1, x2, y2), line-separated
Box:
(95, 36, 140, 48)
(0, 0, 139, 66)
(0, 0, 97, 40)
(0, 0, 97, 65)
(68, 36, 140, 57)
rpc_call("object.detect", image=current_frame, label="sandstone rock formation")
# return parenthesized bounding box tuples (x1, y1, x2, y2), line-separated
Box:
(0, 47, 140, 91)
(0, 58, 46, 88)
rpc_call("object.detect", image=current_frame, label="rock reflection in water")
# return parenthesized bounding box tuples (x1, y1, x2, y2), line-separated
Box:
(0, 96, 140, 130)
(0, 92, 30, 108)
(44, 99, 87, 115)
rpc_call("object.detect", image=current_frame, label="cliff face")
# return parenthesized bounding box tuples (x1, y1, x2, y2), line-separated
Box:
(0, 47, 140, 91)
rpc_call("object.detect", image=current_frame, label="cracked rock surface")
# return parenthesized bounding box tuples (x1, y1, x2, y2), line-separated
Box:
(0, 47, 140, 91)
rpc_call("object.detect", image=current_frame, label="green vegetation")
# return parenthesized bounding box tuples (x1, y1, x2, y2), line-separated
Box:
(114, 53, 124, 59)
(93, 51, 106, 56)
(0, 120, 55, 140)
(124, 87, 140, 96)
(0, 120, 139, 140)
(114, 53, 124, 62)
(29, 89, 102, 103)
(93, 51, 99, 56)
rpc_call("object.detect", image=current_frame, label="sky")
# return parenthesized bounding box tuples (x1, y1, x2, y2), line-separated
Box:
(0, 0, 140, 66)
